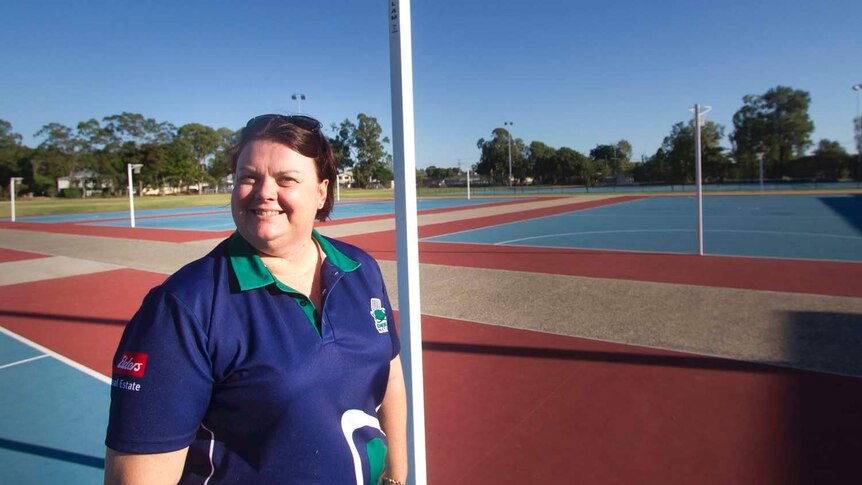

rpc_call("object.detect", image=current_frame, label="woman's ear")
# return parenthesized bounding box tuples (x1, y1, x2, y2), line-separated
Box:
(318, 179, 329, 209)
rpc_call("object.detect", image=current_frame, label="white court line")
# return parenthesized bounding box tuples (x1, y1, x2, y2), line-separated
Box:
(0, 325, 111, 384)
(498, 229, 861, 246)
(0, 354, 49, 370)
(497, 229, 693, 245)
(420, 196, 645, 241)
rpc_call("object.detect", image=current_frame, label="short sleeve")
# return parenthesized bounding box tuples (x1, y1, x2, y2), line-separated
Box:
(105, 288, 213, 453)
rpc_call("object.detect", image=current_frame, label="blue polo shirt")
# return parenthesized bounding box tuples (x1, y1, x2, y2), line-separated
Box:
(106, 231, 400, 484)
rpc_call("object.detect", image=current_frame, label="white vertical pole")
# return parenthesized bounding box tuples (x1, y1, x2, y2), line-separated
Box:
(694, 104, 704, 256)
(507, 132, 513, 187)
(127, 163, 136, 228)
(9, 178, 16, 222)
(467, 169, 471, 200)
(388, 1, 427, 484)
(759, 155, 764, 192)
(336, 176, 341, 202)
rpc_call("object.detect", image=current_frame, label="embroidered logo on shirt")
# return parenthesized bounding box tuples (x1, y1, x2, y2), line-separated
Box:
(370, 298, 388, 333)
(114, 352, 148, 378)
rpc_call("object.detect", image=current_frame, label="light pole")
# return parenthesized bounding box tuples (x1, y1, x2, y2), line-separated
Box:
(292, 93, 306, 114)
(9, 177, 23, 222)
(503, 121, 513, 187)
(853, 84, 862, 178)
(127, 163, 143, 228)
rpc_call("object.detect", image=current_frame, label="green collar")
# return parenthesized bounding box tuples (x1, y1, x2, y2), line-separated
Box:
(228, 230, 360, 292)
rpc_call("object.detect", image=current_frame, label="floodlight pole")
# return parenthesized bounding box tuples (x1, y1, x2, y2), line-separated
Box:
(292, 93, 306, 114)
(336, 174, 341, 202)
(388, 1, 427, 484)
(467, 168, 471, 200)
(127, 163, 143, 228)
(9, 177, 22, 222)
(504, 121, 514, 187)
(853, 84, 862, 178)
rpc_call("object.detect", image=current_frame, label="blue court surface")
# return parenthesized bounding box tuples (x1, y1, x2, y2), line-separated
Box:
(0, 329, 108, 484)
(18, 197, 520, 231)
(426, 194, 862, 262)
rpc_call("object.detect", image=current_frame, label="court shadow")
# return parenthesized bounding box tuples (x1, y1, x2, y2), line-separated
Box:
(819, 194, 862, 233)
(424, 333, 862, 483)
(0, 309, 127, 326)
(778, 310, 862, 376)
(795, 370, 862, 484)
(0, 437, 104, 469)
(422, 341, 783, 373)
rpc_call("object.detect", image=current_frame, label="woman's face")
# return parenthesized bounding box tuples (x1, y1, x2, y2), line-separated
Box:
(231, 139, 328, 256)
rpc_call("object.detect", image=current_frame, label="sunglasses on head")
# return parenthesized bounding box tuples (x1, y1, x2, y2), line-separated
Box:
(245, 114, 322, 132)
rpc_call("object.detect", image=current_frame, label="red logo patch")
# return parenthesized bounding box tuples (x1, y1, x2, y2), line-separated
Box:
(114, 352, 148, 378)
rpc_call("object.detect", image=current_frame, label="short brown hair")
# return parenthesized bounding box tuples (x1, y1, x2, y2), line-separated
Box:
(230, 114, 336, 221)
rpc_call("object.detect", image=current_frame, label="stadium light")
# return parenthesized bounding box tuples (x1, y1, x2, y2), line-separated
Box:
(291, 93, 306, 114)
(689, 104, 711, 256)
(9, 177, 23, 222)
(503, 121, 514, 187)
(127, 163, 143, 228)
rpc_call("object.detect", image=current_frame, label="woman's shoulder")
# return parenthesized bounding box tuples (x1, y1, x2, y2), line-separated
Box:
(159, 238, 230, 296)
(321, 234, 374, 263)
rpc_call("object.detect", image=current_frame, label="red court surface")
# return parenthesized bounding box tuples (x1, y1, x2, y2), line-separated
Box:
(1, 269, 861, 483)
(0, 220, 230, 243)
(318, 197, 562, 228)
(420, 314, 862, 484)
(0, 269, 165, 375)
(0, 248, 48, 263)
(335, 195, 862, 298)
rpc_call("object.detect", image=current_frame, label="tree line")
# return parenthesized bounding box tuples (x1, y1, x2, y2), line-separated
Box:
(0, 112, 394, 197)
(3, 85, 859, 198)
(472, 86, 859, 186)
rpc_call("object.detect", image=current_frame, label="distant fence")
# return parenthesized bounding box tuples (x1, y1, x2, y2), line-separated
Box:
(416, 180, 862, 197)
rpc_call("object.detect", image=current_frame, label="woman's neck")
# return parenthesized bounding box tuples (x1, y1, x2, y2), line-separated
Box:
(259, 237, 325, 304)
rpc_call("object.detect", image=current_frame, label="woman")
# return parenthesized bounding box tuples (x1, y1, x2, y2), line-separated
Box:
(104, 114, 407, 485)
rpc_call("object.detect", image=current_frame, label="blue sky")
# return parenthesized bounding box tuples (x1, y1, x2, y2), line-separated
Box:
(1, 0, 860, 169)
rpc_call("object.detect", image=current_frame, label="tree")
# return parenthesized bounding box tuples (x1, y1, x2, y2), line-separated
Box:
(476, 128, 527, 184)
(731, 86, 815, 179)
(328, 119, 356, 172)
(177, 123, 220, 167)
(555, 147, 593, 185)
(786, 139, 854, 180)
(33, 122, 81, 192)
(645, 121, 730, 184)
(351, 114, 390, 188)
(0, 120, 24, 194)
(102, 112, 175, 145)
(589, 141, 632, 177)
(615, 139, 633, 163)
(814, 139, 848, 158)
(529, 141, 557, 184)
(208, 127, 237, 190)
